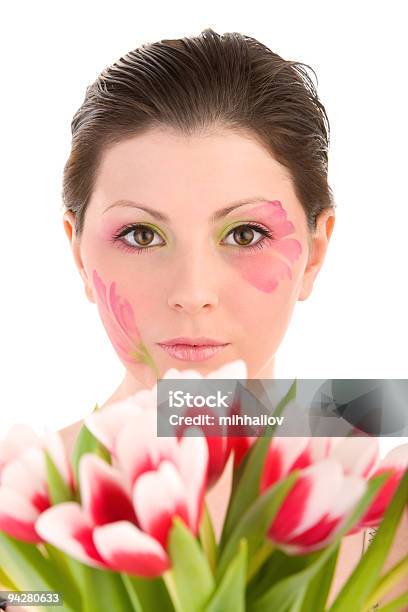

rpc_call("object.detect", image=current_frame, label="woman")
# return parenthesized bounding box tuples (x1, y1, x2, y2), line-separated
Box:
(59, 28, 407, 607)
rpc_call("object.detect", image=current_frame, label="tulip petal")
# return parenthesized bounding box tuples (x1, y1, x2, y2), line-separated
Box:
(35, 502, 106, 568)
(79, 454, 137, 526)
(261, 437, 311, 492)
(177, 431, 208, 531)
(269, 459, 343, 543)
(0, 487, 40, 543)
(93, 520, 170, 577)
(359, 468, 402, 527)
(1, 458, 49, 513)
(359, 443, 408, 527)
(133, 460, 190, 548)
(286, 474, 366, 551)
(0, 424, 41, 472)
(329, 437, 379, 477)
(116, 411, 178, 486)
(84, 399, 144, 455)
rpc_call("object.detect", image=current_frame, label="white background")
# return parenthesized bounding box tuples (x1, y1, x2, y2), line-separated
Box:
(0, 1, 406, 458)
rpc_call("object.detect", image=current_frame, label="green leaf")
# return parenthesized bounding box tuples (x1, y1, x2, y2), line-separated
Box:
(204, 539, 247, 612)
(77, 563, 134, 612)
(121, 573, 175, 612)
(119, 573, 143, 612)
(0, 564, 17, 589)
(247, 549, 313, 603)
(71, 406, 111, 493)
(45, 450, 75, 505)
(329, 466, 408, 611)
(376, 589, 408, 611)
(166, 516, 215, 611)
(41, 543, 82, 603)
(220, 379, 297, 550)
(248, 472, 388, 612)
(199, 502, 218, 574)
(362, 553, 408, 611)
(217, 471, 298, 582)
(0, 532, 80, 611)
(298, 544, 340, 611)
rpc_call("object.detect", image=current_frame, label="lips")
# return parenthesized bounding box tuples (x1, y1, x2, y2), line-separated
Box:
(158, 336, 228, 347)
(156, 337, 230, 362)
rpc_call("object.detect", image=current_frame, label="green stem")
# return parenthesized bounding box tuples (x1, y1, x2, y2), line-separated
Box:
(198, 502, 218, 574)
(120, 573, 143, 612)
(134, 342, 160, 379)
(246, 540, 275, 583)
(163, 569, 184, 612)
(362, 553, 408, 611)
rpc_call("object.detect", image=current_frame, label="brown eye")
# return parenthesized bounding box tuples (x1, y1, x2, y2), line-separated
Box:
(223, 224, 264, 248)
(233, 226, 255, 246)
(118, 224, 165, 249)
(133, 226, 154, 246)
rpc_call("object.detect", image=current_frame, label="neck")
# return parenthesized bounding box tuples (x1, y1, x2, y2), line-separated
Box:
(109, 355, 276, 407)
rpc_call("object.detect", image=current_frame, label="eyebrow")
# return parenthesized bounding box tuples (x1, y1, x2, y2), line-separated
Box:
(103, 196, 270, 224)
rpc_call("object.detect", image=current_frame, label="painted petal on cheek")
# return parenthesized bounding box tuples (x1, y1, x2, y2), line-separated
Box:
(237, 252, 292, 293)
(227, 200, 303, 293)
(109, 281, 141, 344)
(275, 238, 303, 263)
(92, 270, 154, 368)
(249, 200, 297, 240)
(92, 270, 134, 361)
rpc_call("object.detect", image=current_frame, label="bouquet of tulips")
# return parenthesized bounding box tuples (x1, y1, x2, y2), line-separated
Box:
(1, 361, 408, 612)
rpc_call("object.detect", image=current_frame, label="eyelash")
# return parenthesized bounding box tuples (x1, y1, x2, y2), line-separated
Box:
(110, 222, 275, 254)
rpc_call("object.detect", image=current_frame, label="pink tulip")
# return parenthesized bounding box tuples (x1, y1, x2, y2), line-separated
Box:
(36, 410, 208, 577)
(85, 358, 252, 487)
(350, 443, 408, 531)
(0, 425, 73, 543)
(261, 436, 408, 553)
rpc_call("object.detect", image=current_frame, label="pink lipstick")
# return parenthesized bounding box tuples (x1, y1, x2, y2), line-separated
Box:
(157, 337, 230, 362)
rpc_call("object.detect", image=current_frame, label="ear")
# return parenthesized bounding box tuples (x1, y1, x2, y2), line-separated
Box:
(298, 208, 335, 302)
(63, 211, 95, 303)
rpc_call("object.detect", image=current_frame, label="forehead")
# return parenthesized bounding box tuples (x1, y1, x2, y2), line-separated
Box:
(88, 127, 302, 223)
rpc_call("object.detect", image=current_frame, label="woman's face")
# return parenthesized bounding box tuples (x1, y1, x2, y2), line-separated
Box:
(64, 127, 334, 386)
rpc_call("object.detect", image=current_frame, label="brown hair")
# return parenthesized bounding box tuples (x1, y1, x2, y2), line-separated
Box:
(62, 28, 335, 238)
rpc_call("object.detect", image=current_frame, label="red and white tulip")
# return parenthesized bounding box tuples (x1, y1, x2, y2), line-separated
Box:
(261, 436, 408, 553)
(36, 410, 208, 577)
(0, 424, 73, 543)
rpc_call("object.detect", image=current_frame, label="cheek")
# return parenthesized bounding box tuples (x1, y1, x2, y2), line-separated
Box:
(91, 268, 143, 363)
(229, 237, 303, 293)
(223, 199, 303, 293)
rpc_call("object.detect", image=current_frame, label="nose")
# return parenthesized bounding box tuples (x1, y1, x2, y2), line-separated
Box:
(167, 251, 220, 315)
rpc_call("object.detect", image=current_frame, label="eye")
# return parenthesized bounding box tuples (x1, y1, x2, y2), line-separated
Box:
(221, 223, 274, 251)
(112, 223, 165, 252)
